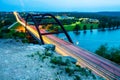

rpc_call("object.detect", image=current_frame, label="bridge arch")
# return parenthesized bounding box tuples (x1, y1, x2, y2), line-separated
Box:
(26, 14, 44, 44)
(25, 13, 73, 45)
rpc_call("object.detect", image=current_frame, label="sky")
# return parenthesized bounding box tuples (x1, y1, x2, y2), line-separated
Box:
(0, 0, 120, 12)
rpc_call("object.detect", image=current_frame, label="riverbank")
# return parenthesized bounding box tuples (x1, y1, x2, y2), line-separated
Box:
(0, 39, 104, 80)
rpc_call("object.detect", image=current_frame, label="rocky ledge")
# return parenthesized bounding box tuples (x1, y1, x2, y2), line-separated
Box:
(0, 39, 104, 80)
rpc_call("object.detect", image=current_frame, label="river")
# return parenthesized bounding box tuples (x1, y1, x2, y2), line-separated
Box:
(55, 29, 120, 52)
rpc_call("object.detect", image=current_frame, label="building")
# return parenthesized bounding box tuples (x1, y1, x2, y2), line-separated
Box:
(79, 18, 99, 24)
(56, 15, 74, 20)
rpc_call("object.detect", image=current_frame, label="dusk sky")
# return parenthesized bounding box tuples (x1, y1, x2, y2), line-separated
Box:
(0, 0, 120, 12)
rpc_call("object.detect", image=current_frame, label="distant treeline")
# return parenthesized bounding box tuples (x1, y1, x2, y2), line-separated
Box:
(0, 12, 16, 28)
(50, 12, 120, 30)
(1, 12, 120, 31)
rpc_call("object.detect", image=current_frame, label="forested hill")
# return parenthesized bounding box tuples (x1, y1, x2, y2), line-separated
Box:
(48, 11, 120, 18)
(97, 12, 120, 17)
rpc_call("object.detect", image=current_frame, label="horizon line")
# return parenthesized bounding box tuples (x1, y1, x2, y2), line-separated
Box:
(0, 11, 120, 13)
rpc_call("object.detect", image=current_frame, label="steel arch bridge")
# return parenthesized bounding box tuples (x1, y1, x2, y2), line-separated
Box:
(25, 13, 73, 45)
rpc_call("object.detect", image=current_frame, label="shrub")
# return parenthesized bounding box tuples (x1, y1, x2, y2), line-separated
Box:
(50, 56, 62, 65)
(95, 44, 120, 64)
(65, 66, 75, 76)
(45, 50, 53, 56)
(74, 75, 81, 80)
(75, 65, 82, 71)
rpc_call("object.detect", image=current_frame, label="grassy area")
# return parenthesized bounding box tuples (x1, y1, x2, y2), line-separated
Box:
(8, 22, 23, 29)
(63, 22, 99, 31)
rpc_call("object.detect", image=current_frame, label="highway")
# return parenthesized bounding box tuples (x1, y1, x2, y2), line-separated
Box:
(13, 12, 120, 80)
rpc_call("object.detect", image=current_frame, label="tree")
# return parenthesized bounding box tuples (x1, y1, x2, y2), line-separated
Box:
(90, 25, 93, 31)
(95, 45, 120, 64)
(74, 24, 80, 31)
(95, 44, 109, 58)
(111, 20, 116, 30)
(83, 25, 87, 31)
(116, 21, 120, 29)
(110, 48, 120, 64)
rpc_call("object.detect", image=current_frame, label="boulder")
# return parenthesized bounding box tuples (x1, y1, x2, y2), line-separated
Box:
(43, 44, 55, 51)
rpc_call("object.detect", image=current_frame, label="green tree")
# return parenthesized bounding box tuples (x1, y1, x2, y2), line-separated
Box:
(95, 45, 120, 64)
(110, 48, 120, 63)
(83, 25, 87, 31)
(95, 44, 109, 58)
(74, 24, 80, 31)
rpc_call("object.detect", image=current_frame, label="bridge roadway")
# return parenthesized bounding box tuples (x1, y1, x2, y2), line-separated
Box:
(13, 12, 120, 80)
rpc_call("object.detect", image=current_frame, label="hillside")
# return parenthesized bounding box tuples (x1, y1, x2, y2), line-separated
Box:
(0, 39, 104, 80)
(97, 11, 120, 17)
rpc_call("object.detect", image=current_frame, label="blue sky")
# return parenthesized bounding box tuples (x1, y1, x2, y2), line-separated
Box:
(0, 0, 120, 12)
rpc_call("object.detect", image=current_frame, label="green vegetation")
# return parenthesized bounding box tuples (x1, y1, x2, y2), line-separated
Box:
(95, 44, 120, 64)
(98, 16, 120, 30)
(55, 12, 120, 31)
(0, 27, 28, 43)
(0, 12, 28, 43)
(1, 12, 120, 33)
(9, 22, 22, 30)
(50, 56, 70, 65)
(28, 51, 103, 79)
(63, 22, 98, 31)
(65, 66, 75, 76)
(36, 14, 99, 32)
(0, 12, 16, 28)
(50, 55, 98, 78)
(74, 75, 81, 80)
(52, 21, 98, 32)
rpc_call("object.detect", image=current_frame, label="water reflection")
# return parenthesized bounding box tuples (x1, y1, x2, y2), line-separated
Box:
(73, 31, 80, 35)
(56, 29, 120, 52)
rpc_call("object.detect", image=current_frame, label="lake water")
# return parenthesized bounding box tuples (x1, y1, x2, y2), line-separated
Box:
(55, 29, 120, 52)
